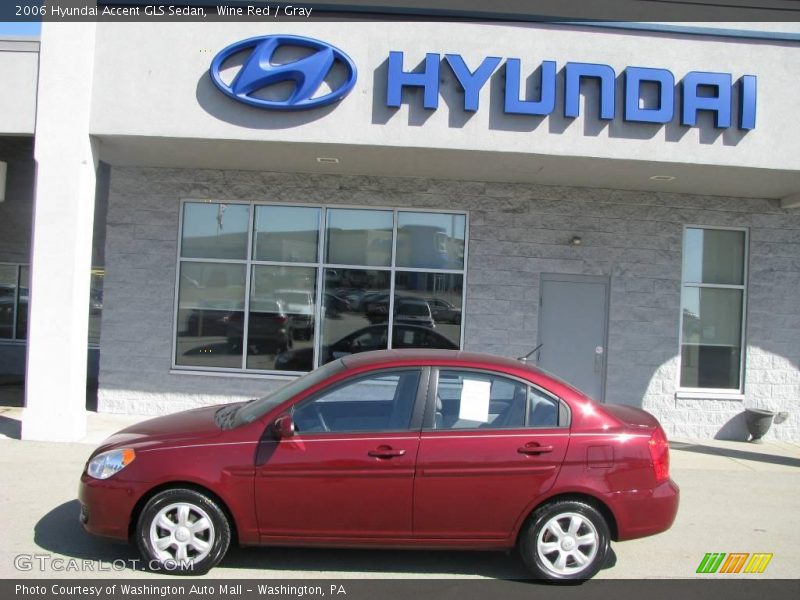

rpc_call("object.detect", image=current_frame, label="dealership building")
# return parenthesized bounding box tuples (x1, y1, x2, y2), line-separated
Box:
(1, 17, 799, 442)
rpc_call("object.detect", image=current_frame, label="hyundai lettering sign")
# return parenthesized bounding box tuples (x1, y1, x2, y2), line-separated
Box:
(209, 35, 756, 130)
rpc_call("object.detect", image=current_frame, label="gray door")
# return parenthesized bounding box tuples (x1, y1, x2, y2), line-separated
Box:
(537, 274, 609, 402)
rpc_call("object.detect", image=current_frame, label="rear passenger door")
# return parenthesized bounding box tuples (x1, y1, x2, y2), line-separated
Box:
(413, 369, 570, 540)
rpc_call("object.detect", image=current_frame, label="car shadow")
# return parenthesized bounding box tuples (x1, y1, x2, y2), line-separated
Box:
(219, 545, 530, 579)
(35, 500, 140, 564)
(670, 441, 800, 468)
(36, 500, 613, 581)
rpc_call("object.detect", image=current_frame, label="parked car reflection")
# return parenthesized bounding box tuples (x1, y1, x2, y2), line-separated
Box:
(365, 296, 435, 328)
(228, 300, 291, 355)
(274, 289, 314, 341)
(274, 323, 458, 371)
(428, 297, 462, 325)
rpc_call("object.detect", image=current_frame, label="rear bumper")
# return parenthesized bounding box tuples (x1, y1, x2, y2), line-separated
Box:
(610, 478, 680, 541)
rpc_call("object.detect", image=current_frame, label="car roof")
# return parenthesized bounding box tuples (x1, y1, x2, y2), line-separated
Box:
(341, 348, 516, 368)
(339, 349, 590, 400)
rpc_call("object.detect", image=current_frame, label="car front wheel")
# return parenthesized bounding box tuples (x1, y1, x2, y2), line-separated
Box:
(136, 488, 231, 574)
(519, 500, 610, 581)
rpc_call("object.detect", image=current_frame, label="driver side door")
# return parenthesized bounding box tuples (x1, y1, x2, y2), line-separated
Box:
(254, 368, 426, 541)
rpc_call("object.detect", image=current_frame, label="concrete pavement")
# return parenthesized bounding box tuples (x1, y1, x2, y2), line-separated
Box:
(0, 406, 798, 579)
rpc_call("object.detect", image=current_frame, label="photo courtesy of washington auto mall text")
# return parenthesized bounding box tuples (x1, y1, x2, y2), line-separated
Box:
(13, 584, 346, 598)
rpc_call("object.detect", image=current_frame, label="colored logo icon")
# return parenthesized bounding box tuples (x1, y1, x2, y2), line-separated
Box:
(696, 552, 773, 574)
(210, 34, 357, 110)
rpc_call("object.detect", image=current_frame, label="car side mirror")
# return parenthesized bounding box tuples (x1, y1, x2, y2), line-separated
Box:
(272, 414, 296, 440)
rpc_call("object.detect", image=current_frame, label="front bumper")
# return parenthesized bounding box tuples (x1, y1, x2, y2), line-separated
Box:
(78, 472, 145, 542)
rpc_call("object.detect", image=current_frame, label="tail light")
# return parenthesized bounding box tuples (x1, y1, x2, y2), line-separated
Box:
(648, 426, 670, 482)
(274, 315, 289, 325)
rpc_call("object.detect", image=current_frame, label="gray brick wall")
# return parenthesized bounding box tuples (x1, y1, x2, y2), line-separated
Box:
(98, 167, 800, 441)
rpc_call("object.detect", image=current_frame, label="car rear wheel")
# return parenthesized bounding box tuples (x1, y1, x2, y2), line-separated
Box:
(519, 500, 610, 581)
(136, 488, 230, 574)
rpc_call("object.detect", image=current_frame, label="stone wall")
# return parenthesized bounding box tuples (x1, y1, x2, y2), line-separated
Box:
(98, 167, 800, 440)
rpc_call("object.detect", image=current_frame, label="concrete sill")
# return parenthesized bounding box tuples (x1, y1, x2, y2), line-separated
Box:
(675, 391, 745, 401)
(169, 368, 298, 381)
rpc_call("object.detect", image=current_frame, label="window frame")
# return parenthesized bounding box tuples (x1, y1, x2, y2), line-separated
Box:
(171, 200, 469, 378)
(677, 225, 749, 395)
(422, 367, 570, 431)
(288, 366, 429, 434)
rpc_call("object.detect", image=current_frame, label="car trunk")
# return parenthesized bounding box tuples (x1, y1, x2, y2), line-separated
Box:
(603, 404, 661, 431)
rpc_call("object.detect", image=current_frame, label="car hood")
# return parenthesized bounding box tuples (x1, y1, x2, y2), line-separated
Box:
(93, 404, 226, 454)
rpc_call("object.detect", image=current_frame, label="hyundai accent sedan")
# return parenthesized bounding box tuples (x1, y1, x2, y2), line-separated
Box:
(79, 349, 679, 580)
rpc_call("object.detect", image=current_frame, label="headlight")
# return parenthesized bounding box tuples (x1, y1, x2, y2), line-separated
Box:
(86, 448, 136, 480)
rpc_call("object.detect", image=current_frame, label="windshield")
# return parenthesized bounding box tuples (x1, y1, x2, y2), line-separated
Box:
(233, 359, 346, 427)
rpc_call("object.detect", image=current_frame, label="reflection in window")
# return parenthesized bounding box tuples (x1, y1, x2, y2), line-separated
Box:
(253, 206, 320, 263)
(396, 212, 466, 269)
(679, 227, 747, 390)
(0, 263, 98, 344)
(394, 272, 462, 350)
(175, 262, 246, 369)
(0, 264, 16, 339)
(88, 268, 103, 346)
(682, 228, 745, 285)
(680, 288, 743, 389)
(314, 269, 391, 368)
(325, 209, 393, 267)
(176, 202, 467, 374)
(181, 202, 250, 260)
(246, 266, 316, 371)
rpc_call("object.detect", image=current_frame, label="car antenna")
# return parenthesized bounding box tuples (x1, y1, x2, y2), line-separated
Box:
(517, 344, 543, 363)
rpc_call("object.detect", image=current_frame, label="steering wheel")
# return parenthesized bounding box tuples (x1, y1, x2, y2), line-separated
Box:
(313, 405, 330, 432)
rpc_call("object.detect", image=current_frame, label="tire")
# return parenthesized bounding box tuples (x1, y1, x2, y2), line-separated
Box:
(136, 488, 231, 575)
(519, 500, 610, 581)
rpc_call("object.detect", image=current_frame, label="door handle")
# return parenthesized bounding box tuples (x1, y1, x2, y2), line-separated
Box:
(368, 446, 406, 459)
(517, 444, 554, 455)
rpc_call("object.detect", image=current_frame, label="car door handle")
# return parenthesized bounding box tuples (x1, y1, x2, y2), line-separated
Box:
(368, 446, 407, 459)
(517, 444, 554, 455)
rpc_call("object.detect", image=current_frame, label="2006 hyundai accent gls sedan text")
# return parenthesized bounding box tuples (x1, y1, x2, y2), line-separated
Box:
(79, 349, 679, 581)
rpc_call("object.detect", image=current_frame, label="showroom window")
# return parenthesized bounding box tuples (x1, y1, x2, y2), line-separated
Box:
(174, 201, 467, 374)
(0, 262, 103, 345)
(0, 263, 27, 341)
(679, 227, 747, 391)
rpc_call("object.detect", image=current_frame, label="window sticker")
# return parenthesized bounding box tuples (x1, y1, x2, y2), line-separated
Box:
(458, 379, 491, 422)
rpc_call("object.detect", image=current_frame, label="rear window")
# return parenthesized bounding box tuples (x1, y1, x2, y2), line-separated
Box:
(399, 302, 429, 316)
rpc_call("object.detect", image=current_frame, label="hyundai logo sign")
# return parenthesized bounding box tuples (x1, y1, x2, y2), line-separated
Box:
(210, 35, 357, 111)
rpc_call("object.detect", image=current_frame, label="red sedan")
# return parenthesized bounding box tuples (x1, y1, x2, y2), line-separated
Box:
(79, 349, 678, 580)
